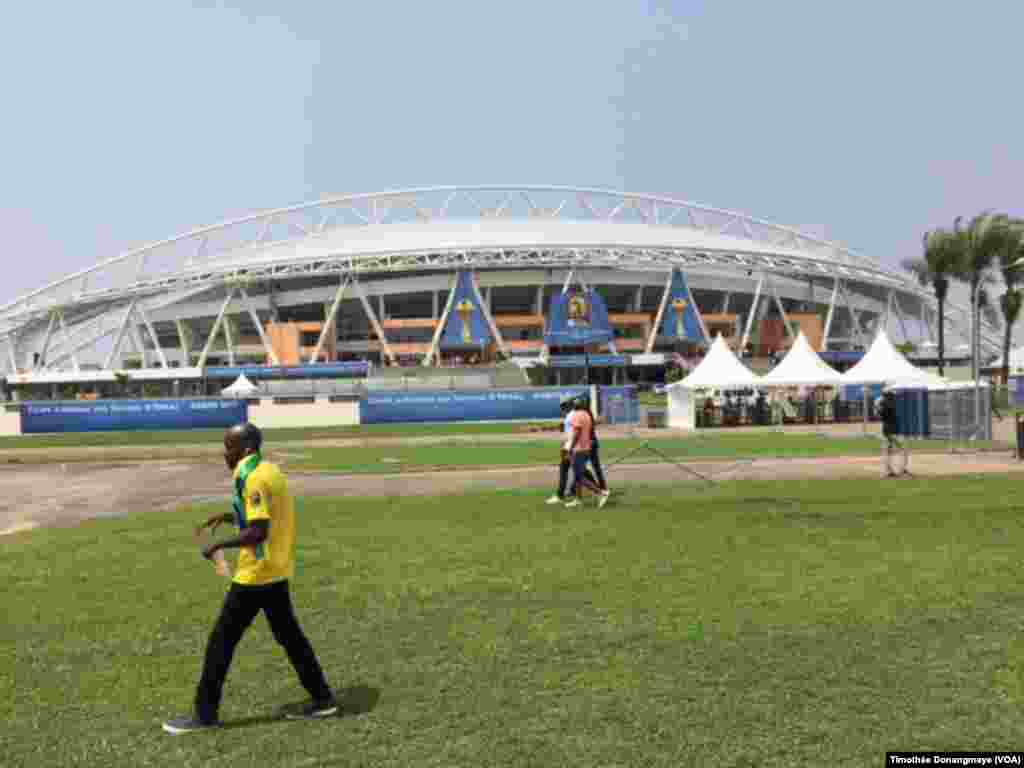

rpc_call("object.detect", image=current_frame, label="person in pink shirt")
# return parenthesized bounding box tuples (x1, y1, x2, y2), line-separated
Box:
(565, 399, 605, 508)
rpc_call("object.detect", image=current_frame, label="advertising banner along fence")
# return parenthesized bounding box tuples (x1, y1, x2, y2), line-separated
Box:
(360, 386, 639, 425)
(20, 399, 249, 434)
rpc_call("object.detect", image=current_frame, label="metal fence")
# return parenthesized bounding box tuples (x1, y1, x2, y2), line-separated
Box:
(928, 388, 993, 442)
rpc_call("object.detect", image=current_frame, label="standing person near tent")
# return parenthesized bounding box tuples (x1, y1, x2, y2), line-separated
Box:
(879, 389, 909, 477)
(548, 395, 598, 505)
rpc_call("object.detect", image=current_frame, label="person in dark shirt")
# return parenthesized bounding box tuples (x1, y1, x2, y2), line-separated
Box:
(879, 389, 909, 477)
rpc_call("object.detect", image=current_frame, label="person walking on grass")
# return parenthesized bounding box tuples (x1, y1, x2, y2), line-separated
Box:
(565, 396, 608, 508)
(548, 394, 598, 506)
(574, 395, 611, 506)
(879, 389, 909, 478)
(163, 422, 337, 734)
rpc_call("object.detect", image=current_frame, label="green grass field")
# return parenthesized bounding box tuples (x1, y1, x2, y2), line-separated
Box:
(0, 421, 561, 456)
(0, 421, 551, 451)
(3, 476, 1023, 766)
(285, 433, 1004, 474)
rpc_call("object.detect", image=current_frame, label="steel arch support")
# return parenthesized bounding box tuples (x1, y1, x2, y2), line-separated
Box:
(891, 293, 911, 344)
(136, 306, 168, 369)
(44, 316, 121, 370)
(424, 273, 458, 367)
(837, 282, 867, 348)
(740, 275, 765, 352)
(821, 279, 840, 351)
(352, 279, 396, 366)
(645, 270, 674, 354)
(307, 277, 349, 364)
(237, 285, 279, 366)
(105, 301, 138, 370)
(57, 311, 80, 372)
(469, 272, 510, 360)
(197, 290, 236, 369)
(35, 311, 58, 369)
(768, 278, 796, 342)
(130, 321, 149, 369)
(4, 336, 17, 374)
(177, 320, 194, 367)
(223, 314, 236, 367)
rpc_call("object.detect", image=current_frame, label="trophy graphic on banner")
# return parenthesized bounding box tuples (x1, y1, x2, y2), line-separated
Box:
(672, 298, 689, 338)
(456, 299, 475, 343)
(567, 292, 589, 328)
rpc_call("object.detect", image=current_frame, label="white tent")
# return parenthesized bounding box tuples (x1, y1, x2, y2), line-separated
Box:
(840, 331, 946, 387)
(222, 374, 259, 397)
(759, 330, 844, 387)
(667, 335, 760, 428)
(672, 334, 761, 390)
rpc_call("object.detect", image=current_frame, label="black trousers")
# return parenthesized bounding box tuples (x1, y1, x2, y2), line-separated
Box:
(590, 440, 607, 490)
(195, 580, 332, 722)
(558, 455, 597, 498)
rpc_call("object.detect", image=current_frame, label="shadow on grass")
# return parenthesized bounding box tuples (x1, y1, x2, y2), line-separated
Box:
(221, 683, 381, 730)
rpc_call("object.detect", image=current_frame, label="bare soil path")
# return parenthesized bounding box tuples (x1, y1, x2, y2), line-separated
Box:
(3, 449, 1021, 537)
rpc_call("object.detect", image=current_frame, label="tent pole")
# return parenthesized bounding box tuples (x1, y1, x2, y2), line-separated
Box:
(863, 384, 868, 436)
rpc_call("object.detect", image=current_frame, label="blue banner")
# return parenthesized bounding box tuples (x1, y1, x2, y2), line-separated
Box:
(657, 268, 706, 343)
(440, 270, 491, 350)
(360, 387, 589, 424)
(598, 386, 640, 425)
(842, 384, 882, 401)
(546, 355, 628, 368)
(1013, 376, 1024, 406)
(544, 287, 614, 347)
(20, 399, 249, 434)
(205, 363, 369, 380)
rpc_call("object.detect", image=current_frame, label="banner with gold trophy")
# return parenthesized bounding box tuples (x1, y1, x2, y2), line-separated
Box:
(543, 286, 614, 347)
(439, 270, 492, 350)
(658, 268, 706, 344)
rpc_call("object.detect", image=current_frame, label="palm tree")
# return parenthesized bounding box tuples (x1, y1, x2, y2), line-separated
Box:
(996, 219, 1024, 385)
(901, 228, 960, 376)
(949, 211, 1013, 382)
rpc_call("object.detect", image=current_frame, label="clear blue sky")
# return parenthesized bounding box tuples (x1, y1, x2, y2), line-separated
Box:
(2, 1, 1021, 305)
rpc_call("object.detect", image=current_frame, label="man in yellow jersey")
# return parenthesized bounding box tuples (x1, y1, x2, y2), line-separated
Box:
(163, 423, 336, 734)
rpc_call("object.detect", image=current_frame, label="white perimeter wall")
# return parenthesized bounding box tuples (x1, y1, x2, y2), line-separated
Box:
(0, 410, 20, 436)
(246, 398, 359, 429)
(0, 399, 360, 437)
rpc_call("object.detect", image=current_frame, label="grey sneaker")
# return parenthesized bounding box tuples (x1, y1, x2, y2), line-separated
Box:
(162, 716, 221, 734)
(598, 490, 611, 509)
(285, 698, 339, 720)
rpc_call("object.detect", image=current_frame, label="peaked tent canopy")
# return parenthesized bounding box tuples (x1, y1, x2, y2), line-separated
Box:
(840, 331, 946, 387)
(760, 330, 844, 387)
(670, 334, 761, 390)
(222, 374, 259, 396)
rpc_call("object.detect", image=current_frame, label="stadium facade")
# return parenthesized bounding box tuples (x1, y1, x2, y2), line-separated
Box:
(0, 186, 996, 397)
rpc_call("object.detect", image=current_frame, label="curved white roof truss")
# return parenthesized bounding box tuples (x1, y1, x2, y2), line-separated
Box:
(0, 186, 999, 370)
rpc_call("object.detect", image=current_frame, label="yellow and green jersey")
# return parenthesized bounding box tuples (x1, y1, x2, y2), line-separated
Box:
(231, 454, 296, 586)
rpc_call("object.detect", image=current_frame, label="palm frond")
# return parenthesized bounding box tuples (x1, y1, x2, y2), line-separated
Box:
(1001, 289, 1024, 327)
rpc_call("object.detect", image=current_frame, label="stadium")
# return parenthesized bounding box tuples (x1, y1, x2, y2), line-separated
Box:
(0, 185, 997, 399)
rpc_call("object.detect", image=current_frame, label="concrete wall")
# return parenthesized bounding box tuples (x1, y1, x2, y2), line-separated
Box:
(246, 398, 359, 429)
(0, 410, 20, 437)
